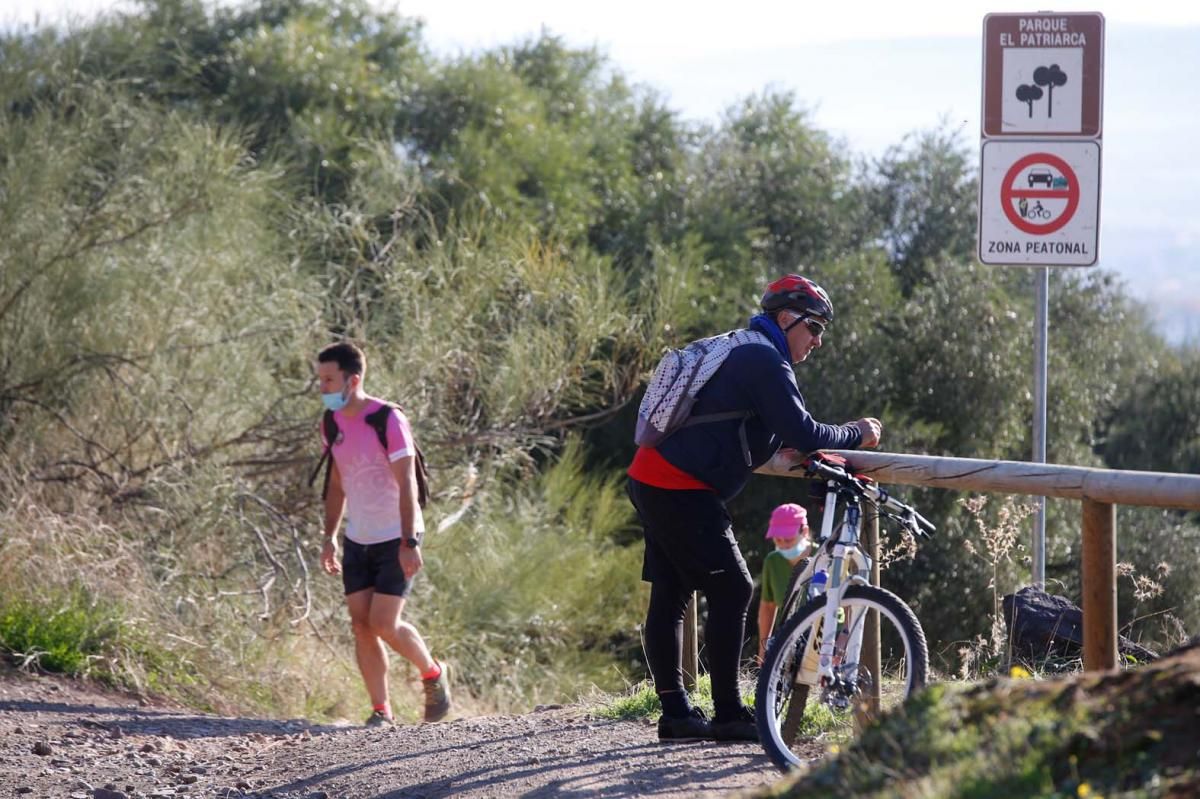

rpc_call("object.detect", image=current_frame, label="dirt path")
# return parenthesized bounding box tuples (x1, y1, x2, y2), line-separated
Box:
(0, 670, 819, 798)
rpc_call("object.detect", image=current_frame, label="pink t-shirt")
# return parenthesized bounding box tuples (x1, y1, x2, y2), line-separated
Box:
(321, 399, 425, 544)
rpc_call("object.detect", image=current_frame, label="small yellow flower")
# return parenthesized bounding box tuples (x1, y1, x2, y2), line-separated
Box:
(1077, 782, 1092, 797)
(1009, 665, 1032, 679)
(828, 744, 840, 754)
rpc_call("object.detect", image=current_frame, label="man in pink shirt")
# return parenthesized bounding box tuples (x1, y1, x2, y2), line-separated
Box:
(315, 342, 450, 725)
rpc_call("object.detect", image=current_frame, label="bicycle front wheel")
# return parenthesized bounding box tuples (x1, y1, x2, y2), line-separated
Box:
(755, 584, 928, 771)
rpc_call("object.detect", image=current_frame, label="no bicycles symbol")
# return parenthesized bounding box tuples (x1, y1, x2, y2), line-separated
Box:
(1001, 152, 1080, 235)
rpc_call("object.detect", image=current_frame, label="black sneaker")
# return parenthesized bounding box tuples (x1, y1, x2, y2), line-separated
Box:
(657, 707, 711, 742)
(711, 706, 759, 742)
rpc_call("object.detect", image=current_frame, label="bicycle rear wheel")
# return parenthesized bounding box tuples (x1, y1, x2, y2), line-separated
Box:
(755, 584, 928, 771)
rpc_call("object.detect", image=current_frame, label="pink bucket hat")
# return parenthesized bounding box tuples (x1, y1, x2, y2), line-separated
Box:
(765, 503, 808, 539)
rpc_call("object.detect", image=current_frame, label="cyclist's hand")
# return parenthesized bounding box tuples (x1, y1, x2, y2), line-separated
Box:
(854, 417, 882, 448)
(399, 545, 423, 579)
(320, 537, 341, 575)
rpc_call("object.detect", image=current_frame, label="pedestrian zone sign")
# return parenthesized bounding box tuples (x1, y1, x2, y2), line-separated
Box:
(978, 139, 1100, 266)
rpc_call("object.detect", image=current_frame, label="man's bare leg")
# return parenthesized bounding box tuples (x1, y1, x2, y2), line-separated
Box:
(369, 593, 435, 673)
(346, 588, 390, 709)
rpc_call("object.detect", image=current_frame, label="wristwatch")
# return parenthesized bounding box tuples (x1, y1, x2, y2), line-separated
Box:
(402, 537, 421, 549)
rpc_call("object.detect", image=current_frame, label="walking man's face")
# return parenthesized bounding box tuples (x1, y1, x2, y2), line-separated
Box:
(317, 361, 359, 400)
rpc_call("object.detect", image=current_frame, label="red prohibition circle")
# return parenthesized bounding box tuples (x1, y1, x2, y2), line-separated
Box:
(1000, 153, 1080, 235)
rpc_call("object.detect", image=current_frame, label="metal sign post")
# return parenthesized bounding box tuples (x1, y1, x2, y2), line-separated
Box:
(979, 11, 1105, 588)
(1033, 267, 1048, 587)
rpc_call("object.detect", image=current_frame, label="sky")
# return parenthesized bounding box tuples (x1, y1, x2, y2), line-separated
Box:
(3, 0, 1199, 341)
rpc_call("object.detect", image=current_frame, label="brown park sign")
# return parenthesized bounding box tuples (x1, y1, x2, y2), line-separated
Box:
(982, 12, 1104, 138)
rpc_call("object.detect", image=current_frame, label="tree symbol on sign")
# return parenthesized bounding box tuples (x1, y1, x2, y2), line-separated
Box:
(1033, 64, 1068, 118)
(1016, 83, 1044, 117)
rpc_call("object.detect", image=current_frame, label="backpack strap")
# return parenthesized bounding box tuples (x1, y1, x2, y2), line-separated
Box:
(307, 410, 339, 501)
(363, 404, 393, 453)
(679, 410, 753, 427)
(365, 403, 431, 509)
(679, 410, 756, 467)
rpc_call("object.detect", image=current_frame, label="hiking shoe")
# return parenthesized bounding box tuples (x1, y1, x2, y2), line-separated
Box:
(364, 709, 394, 727)
(422, 661, 452, 723)
(711, 706, 759, 742)
(657, 707, 711, 742)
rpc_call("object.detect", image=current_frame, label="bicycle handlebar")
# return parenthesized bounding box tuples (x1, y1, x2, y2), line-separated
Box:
(791, 454, 936, 535)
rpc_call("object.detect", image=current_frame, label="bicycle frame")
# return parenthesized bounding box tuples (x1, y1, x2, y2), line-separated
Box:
(780, 478, 872, 691)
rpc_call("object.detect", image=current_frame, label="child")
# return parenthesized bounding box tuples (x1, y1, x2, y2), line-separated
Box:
(757, 503, 811, 665)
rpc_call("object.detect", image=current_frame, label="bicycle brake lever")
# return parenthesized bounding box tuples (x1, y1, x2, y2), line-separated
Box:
(878, 509, 930, 539)
(904, 510, 935, 538)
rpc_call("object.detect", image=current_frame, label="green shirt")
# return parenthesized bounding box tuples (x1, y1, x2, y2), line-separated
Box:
(761, 550, 798, 628)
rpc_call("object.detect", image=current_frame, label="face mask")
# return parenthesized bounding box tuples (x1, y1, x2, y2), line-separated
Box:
(321, 380, 351, 412)
(778, 542, 807, 560)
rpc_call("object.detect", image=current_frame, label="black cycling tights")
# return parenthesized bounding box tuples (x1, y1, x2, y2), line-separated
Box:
(644, 569, 753, 720)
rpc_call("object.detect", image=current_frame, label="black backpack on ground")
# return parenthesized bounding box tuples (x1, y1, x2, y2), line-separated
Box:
(307, 403, 431, 508)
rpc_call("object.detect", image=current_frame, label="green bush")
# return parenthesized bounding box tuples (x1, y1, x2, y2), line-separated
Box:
(410, 439, 646, 713)
(0, 593, 120, 674)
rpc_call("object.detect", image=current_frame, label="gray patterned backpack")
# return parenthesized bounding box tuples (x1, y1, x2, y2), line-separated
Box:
(634, 329, 771, 457)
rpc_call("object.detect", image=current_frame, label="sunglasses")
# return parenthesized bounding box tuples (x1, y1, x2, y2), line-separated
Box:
(802, 318, 827, 337)
(785, 314, 826, 338)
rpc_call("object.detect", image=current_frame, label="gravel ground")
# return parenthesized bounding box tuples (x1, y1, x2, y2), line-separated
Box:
(0, 669, 823, 798)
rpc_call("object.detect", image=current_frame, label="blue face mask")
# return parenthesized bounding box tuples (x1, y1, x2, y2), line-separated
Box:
(778, 543, 807, 560)
(321, 383, 350, 412)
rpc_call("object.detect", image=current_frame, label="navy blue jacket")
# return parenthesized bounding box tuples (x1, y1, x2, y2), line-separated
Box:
(656, 334, 863, 502)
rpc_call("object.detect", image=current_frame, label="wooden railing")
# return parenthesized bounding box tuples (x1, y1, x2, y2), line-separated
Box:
(757, 451, 1200, 671)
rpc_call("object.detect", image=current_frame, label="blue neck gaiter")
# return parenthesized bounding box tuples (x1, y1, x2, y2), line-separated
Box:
(749, 313, 792, 360)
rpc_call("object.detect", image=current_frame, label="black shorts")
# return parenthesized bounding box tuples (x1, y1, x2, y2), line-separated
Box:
(342, 537, 413, 597)
(627, 479, 750, 591)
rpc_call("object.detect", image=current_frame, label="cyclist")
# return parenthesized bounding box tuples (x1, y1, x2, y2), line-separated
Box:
(315, 342, 451, 726)
(627, 274, 881, 743)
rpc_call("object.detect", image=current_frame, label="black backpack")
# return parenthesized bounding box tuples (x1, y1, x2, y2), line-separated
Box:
(308, 403, 431, 508)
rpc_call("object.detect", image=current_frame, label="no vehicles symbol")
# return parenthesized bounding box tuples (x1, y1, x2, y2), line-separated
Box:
(1001, 153, 1080, 234)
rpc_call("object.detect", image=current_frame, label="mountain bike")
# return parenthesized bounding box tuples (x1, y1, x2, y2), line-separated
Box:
(755, 452, 935, 771)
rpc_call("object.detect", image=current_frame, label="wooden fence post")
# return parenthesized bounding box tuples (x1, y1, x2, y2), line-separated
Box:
(1081, 499, 1118, 671)
(857, 507, 882, 729)
(682, 592, 698, 692)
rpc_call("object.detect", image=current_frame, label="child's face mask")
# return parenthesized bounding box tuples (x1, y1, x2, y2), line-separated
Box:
(777, 542, 807, 560)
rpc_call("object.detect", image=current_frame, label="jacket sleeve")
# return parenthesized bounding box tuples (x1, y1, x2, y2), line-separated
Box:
(748, 349, 864, 453)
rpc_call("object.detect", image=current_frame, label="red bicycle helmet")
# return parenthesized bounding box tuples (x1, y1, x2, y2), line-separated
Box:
(760, 274, 834, 323)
